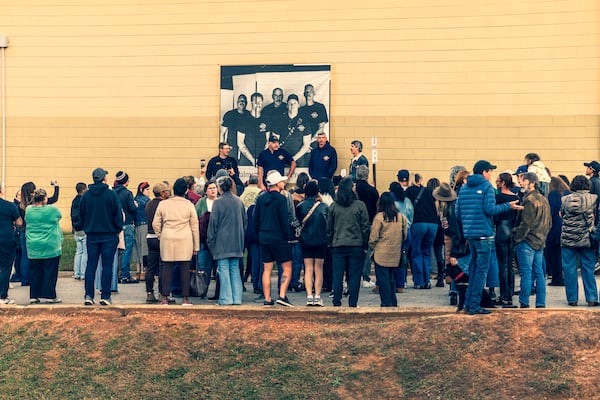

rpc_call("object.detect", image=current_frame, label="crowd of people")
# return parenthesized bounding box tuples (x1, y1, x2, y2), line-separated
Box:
(0, 143, 599, 313)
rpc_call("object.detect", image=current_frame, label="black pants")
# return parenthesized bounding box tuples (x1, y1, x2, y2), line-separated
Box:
(545, 244, 564, 284)
(161, 261, 190, 297)
(29, 256, 60, 300)
(0, 241, 15, 298)
(146, 238, 162, 294)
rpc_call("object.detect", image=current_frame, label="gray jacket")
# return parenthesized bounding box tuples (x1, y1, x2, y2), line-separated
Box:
(560, 191, 597, 248)
(207, 191, 247, 259)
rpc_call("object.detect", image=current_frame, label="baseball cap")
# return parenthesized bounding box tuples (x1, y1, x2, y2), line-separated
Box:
(473, 160, 497, 175)
(584, 161, 600, 172)
(397, 169, 409, 182)
(92, 167, 108, 183)
(268, 134, 280, 142)
(266, 170, 288, 186)
(513, 165, 529, 175)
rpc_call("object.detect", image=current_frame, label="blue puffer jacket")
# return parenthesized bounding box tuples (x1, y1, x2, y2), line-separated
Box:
(455, 174, 511, 239)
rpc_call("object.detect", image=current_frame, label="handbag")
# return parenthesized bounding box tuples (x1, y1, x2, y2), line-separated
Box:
(189, 271, 209, 298)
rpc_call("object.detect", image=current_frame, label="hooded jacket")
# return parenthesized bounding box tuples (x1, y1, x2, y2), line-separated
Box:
(253, 190, 291, 244)
(79, 183, 123, 235)
(513, 189, 551, 250)
(113, 185, 137, 225)
(308, 141, 338, 179)
(455, 174, 511, 239)
(560, 191, 597, 248)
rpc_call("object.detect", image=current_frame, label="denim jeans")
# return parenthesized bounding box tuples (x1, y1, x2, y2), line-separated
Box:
(515, 241, 546, 307)
(247, 243, 261, 291)
(73, 231, 88, 279)
(487, 246, 500, 288)
(291, 242, 303, 287)
(19, 232, 30, 285)
(362, 248, 374, 281)
(465, 237, 494, 312)
(96, 250, 119, 292)
(561, 246, 598, 304)
(198, 244, 214, 276)
(409, 222, 438, 287)
(331, 246, 364, 307)
(217, 257, 243, 305)
(375, 264, 397, 307)
(120, 224, 135, 279)
(85, 233, 119, 300)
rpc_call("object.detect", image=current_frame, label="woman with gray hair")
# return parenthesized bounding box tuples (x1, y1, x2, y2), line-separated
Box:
(25, 188, 63, 304)
(207, 176, 247, 305)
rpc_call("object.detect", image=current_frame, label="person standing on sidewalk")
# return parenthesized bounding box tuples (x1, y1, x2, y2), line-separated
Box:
(513, 172, 551, 308)
(455, 160, 521, 315)
(113, 171, 139, 284)
(144, 182, 171, 304)
(254, 170, 294, 306)
(79, 168, 124, 306)
(0, 185, 22, 304)
(70, 182, 88, 280)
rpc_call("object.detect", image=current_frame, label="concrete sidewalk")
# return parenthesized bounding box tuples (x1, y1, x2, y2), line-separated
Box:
(4, 270, 599, 310)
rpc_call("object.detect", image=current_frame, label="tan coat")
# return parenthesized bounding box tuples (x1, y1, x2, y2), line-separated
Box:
(153, 196, 200, 262)
(368, 211, 408, 267)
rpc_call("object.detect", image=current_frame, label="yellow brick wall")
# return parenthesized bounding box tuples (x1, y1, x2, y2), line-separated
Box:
(0, 0, 599, 228)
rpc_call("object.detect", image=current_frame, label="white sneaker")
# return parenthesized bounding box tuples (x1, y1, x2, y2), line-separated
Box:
(306, 296, 314, 306)
(0, 298, 15, 304)
(362, 280, 376, 288)
(313, 297, 324, 307)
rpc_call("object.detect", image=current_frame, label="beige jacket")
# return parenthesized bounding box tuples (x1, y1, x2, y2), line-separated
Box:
(368, 211, 408, 267)
(153, 196, 200, 262)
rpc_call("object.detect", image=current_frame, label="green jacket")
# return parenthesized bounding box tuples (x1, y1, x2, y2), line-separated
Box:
(326, 200, 370, 249)
(25, 205, 63, 259)
(513, 189, 551, 250)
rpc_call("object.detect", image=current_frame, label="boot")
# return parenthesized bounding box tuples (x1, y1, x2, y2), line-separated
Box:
(146, 292, 159, 304)
(435, 276, 444, 288)
(450, 292, 458, 306)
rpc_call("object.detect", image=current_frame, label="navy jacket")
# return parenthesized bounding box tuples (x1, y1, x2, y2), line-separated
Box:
(308, 142, 337, 179)
(79, 183, 123, 235)
(455, 174, 511, 239)
(254, 190, 291, 244)
(114, 185, 137, 225)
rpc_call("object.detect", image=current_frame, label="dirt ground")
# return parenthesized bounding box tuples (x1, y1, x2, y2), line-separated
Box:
(0, 307, 599, 399)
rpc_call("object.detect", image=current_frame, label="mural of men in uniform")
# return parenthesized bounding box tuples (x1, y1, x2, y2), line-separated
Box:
(280, 94, 312, 167)
(300, 83, 329, 138)
(238, 92, 269, 166)
(220, 94, 252, 161)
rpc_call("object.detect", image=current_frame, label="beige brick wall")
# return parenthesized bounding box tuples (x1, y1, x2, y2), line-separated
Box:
(1, 0, 599, 229)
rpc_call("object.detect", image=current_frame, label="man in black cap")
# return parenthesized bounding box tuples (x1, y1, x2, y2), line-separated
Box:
(455, 160, 521, 315)
(79, 168, 124, 306)
(114, 171, 138, 284)
(256, 135, 296, 190)
(585, 161, 600, 210)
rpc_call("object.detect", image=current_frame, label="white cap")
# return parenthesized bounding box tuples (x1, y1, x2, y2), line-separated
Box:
(266, 170, 288, 186)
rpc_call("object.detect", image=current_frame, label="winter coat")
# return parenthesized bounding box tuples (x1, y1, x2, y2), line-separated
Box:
(513, 189, 551, 250)
(79, 183, 123, 235)
(368, 212, 408, 267)
(153, 196, 199, 261)
(560, 191, 597, 248)
(455, 174, 511, 239)
(207, 191, 247, 260)
(327, 200, 370, 249)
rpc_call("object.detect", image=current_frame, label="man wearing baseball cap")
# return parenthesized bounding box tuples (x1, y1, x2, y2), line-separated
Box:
(455, 160, 522, 315)
(256, 135, 296, 190)
(253, 170, 294, 306)
(585, 161, 600, 208)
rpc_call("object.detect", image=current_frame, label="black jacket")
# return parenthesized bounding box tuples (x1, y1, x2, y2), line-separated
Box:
(70, 194, 83, 231)
(113, 185, 137, 225)
(79, 183, 123, 235)
(296, 197, 328, 247)
(254, 190, 291, 244)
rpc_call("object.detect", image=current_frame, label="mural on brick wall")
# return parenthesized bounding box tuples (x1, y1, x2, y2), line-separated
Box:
(220, 65, 331, 181)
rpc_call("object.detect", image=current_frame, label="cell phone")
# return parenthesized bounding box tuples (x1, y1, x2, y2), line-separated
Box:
(200, 159, 206, 168)
(226, 161, 232, 170)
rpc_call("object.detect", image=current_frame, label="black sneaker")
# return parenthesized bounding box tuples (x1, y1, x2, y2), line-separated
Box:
(276, 297, 294, 307)
(99, 298, 112, 306)
(84, 297, 94, 306)
(120, 277, 139, 284)
(263, 300, 275, 306)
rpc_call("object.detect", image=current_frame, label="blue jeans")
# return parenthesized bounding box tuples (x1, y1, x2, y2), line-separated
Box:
(120, 224, 135, 279)
(375, 264, 397, 307)
(561, 246, 598, 304)
(73, 231, 88, 279)
(291, 242, 303, 287)
(362, 248, 374, 281)
(331, 246, 365, 307)
(217, 257, 243, 305)
(409, 222, 438, 287)
(19, 232, 30, 285)
(198, 244, 214, 276)
(487, 246, 499, 288)
(85, 233, 119, 300)
(465, 237, 494, 312)
(95, 250, 119, 292)
(515, 241, 546, 307)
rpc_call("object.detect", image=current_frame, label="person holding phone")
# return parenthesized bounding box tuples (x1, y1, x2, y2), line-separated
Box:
(206, 143, 244, 194)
